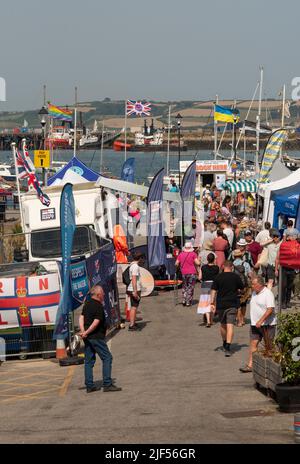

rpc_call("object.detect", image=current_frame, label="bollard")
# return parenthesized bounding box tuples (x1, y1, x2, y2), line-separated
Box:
(125, 294, 131, 322)
(56, 339, 67, 359)
(294, 414, 300, 444)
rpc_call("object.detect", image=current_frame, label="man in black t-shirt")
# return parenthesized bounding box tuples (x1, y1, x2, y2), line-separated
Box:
(79, 285, 122, 393)
(210, 261, 244, 357)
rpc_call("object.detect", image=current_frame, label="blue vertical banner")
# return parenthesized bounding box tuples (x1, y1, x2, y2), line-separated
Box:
(181, 160, 196, 242)
(86, 243, 119, 328)
(296, 201, 300, 231)
(70, 259, 90, 304)
(54, 183, 76, 340)
(147, 168, 166, 268)
(121, 157, 135, 183)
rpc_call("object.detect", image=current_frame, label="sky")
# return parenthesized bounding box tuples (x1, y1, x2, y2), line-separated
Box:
(1, 0, 300, 110)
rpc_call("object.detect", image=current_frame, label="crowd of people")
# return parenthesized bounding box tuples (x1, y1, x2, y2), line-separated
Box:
(174, 187, 300, 365)
(79, 185, 300, 392)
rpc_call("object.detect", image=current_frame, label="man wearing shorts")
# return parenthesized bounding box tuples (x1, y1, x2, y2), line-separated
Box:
(210, 261, 244, 357)
(240, 275, 276, 373)
(126, 252, 145, 331)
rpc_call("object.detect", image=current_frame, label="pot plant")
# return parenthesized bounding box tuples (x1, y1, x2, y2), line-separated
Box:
(274, 311, 300, 413)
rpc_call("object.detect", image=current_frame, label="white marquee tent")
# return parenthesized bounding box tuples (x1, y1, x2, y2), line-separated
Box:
(259, 167, 300, 223)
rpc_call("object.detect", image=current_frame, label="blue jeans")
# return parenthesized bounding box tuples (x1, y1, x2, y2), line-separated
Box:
(84, 338, 113, 388)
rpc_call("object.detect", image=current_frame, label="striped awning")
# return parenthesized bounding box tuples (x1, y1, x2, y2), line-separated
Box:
(223, 179, 257, 193)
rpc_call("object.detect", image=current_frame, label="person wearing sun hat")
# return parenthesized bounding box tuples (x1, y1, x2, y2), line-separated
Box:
(229, 238, 253, 268)
(199, 240, 216, 266)
(176, 242, 201, 306)
(229, 238, 254, 325)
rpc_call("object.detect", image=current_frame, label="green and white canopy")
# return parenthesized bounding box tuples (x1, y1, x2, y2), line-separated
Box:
(223, 179, 257, 193)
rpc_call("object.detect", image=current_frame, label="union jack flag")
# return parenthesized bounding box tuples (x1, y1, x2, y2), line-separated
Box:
(126, 100, 151, 117)
(15, 147, 51, 207)
(16, 148, 33, 180)
(27, 173, 51, 207)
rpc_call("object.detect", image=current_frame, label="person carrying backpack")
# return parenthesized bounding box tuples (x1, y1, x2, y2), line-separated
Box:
(232, 249, 252, 327)
(123, 252, 145, 331)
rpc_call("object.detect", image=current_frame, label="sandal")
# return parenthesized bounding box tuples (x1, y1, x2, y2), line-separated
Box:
(239, 365, 252, 373)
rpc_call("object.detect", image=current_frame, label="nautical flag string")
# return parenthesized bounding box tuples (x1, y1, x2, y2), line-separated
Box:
(126, 100, 151, 117)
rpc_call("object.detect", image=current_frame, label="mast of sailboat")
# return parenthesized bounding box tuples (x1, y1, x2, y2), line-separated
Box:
(256, 66, 263, 175)
(231, 99, 237, 161)
(11, 142, 25, 232)
(243, 125, 246, 178)
(166, 105, 171, 176)
(281, 84, 286, 128)
(74, 86, 77, 156)
(280, 84, 286, 161)
(100, 120, 104, 173)
(124, 99, 127, 161)
(214, 95, 218, 159)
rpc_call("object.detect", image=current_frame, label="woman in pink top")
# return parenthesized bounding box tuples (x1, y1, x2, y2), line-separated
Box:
(213, 229, 228, 269)
(175, 242, 200, 306)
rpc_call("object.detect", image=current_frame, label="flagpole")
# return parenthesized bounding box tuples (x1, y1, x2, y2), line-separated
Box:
(280, 84, 286, 161)
(214, 94, 218, 159)
(236, 81, 259, 150)
(166, 105, 171, 175)
(73, 107, 77, 156)
(124, 100, 127, 162)
(281, 84, 286, 128)
(243, 125, 246, 179)
(100, 120, 104, 173)
(256, 66, 263, 175)
(11, 142, 25, 233)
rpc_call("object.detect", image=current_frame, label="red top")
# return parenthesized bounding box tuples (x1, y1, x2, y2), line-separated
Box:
(246, 241, 262, 265)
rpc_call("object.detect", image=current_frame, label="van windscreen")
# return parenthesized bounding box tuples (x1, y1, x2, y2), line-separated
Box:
(31, 226, 96, 258)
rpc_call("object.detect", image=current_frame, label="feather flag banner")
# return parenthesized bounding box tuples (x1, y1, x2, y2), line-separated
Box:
(259, 129, 288, 183)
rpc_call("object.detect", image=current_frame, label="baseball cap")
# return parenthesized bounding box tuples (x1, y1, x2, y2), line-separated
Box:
(244, 230, 252, 236)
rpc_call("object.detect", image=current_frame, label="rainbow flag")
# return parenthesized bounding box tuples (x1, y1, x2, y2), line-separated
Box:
(48, 103, 73, 122)
(214, 105, 240, 123)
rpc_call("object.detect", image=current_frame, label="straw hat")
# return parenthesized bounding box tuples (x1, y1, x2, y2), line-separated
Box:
(203, 240, 214, 250)
(237, 238, 247, 247)
(239, 220, 249, 229)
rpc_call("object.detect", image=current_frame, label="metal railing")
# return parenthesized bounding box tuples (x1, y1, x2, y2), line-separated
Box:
(0, 227, 113, 360)
(2, 325, 56, 360)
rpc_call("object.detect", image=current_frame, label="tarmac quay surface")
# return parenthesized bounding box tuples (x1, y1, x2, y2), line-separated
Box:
(0, 286, 295, 444)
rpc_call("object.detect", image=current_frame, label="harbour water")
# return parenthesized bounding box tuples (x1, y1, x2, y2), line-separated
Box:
(1, 148, 299, 186)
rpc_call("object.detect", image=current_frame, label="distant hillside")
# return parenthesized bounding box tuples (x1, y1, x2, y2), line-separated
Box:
(1, 98, 300, 131)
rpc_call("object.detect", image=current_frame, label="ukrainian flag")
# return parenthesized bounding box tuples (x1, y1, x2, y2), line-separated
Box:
(214, 105, 240, 123)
